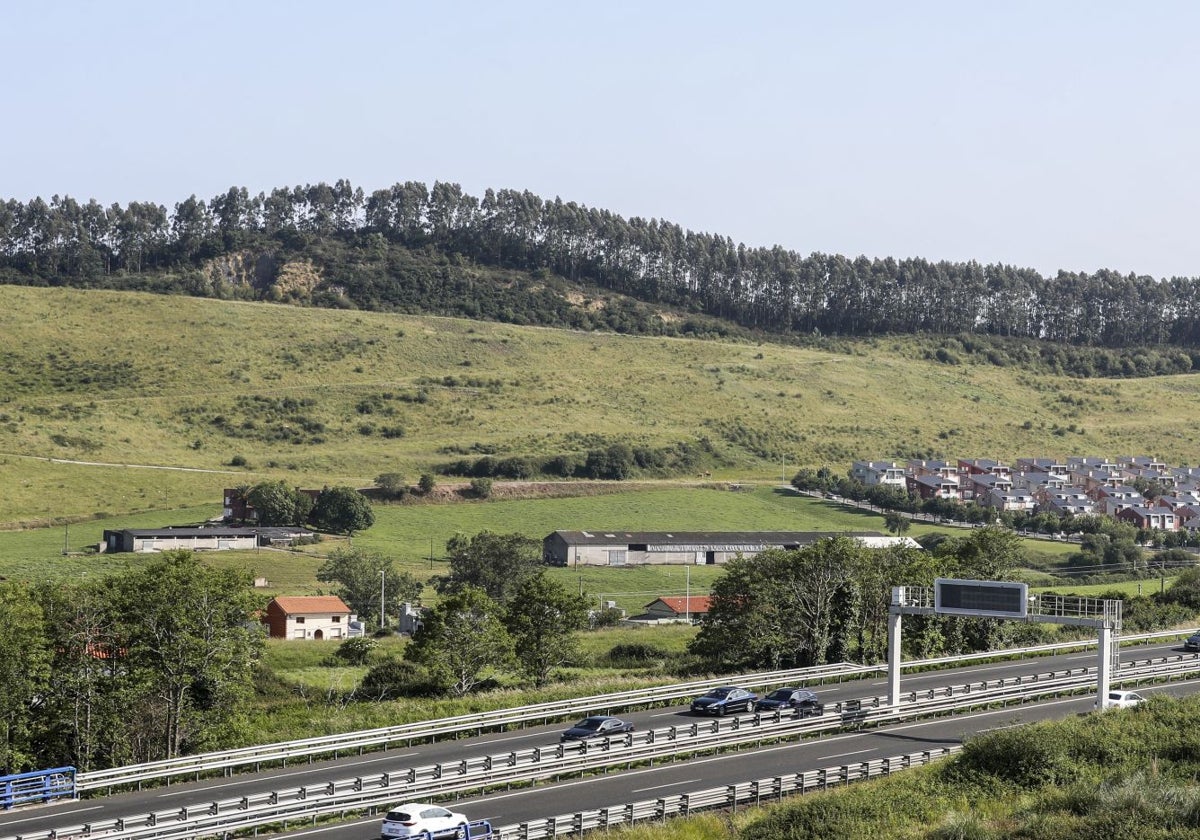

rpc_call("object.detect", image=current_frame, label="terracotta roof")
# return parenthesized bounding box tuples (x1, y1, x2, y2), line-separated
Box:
(271, 596, 351, 615)
(650, 596, 711, 614)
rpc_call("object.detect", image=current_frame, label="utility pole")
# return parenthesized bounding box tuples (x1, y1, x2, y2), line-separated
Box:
(685, 565, 691, 622)
(379, 570, 386, 630)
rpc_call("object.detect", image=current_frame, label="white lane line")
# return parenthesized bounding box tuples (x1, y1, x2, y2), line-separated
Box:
(155, 753, 419, 797)
(1, 805, 103, 824)
(818, 748, 873, 760)
(633, 779, 700, 793)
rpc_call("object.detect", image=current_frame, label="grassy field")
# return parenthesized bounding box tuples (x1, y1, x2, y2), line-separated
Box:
(0, 486, 913, 612)
(5, 284, 1200, 531)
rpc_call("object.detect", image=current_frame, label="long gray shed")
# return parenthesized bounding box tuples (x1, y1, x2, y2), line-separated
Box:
(543, 530, 915, 567)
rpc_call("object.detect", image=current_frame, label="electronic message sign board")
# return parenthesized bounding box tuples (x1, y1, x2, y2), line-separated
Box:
(934, 578, 1028, 619)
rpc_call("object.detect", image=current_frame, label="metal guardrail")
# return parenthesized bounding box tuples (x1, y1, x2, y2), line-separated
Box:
(74, 661, 873, 792)
(13, 653, 1200, 840)
(491, 747, 963, 839)
(68, 629, 1198, 793)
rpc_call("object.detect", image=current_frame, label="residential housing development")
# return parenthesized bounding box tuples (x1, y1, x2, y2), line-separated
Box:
(850, 455, 1200, 533)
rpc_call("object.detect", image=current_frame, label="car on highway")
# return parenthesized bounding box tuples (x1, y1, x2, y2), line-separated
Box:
(1185, 632, 1200, 652)
(756, 687, 824, 716)
(690, 685, 758, 716)
(1096, 689, 1145, 710)
(559, 715, 635, 741)
(381, 802, 471, 839)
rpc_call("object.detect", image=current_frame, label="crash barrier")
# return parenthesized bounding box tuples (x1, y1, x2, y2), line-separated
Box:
(7, 653, 1199, 840)
(0, 768, 74, 810)
(491, 747, 962, 839)
(408, 820, 493, 839)
(68, 628, 1193, 794)
(73, 661, 872, 792)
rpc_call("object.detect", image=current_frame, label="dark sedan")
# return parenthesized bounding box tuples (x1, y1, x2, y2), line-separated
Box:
(756, 687, 824, 716)
(690, 686, 758, 716)
(560, 715, 635, 741)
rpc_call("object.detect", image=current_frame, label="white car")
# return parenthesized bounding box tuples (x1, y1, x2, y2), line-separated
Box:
(1096, 689, 1145, 710)
(381, 803, 470, 839)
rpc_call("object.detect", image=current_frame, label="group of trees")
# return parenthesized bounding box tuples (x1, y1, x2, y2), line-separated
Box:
(0, 552, 261, 774)
(689, 529, 1029, 671)
(315, 547, 423, 631)
(7, 182, 1200, 351)
(364, 532, 591, 695)
(438, 439, 712, 483)
(234, 480, 375, 535)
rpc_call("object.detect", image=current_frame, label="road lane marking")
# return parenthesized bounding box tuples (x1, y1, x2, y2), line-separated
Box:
(1, 806, 102, 824)
(819, 748, 873, 760)
(633, 779, 700, 793)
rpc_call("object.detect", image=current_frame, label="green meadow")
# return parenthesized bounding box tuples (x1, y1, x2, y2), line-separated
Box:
(4, 284, 1200, 534)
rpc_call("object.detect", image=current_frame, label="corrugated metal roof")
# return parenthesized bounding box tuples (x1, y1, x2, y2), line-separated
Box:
(548, 530, 887, 546)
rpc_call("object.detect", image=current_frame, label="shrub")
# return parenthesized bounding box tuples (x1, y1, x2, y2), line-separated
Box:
(358, 659, 442, 700)
(469, 477, 493, 498)
(333, 637, 377, 666)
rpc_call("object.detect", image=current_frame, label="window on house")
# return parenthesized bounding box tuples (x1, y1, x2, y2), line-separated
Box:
(293, 630, 306, 639)
(332, 616, 340, 622)
(295, 616, 305, 624)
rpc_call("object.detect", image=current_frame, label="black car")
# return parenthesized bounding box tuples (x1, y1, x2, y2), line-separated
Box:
(690, 686, 758, 716)
(1185, 632, 1200, 652)
(560, 715, 635, 741)
(756, 687, 824, 716)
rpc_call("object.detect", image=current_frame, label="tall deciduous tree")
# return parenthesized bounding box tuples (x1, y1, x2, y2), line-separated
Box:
(404, 587, 513, 695)
(0, 583, 50, 773)
(108, 551, 262, 759)
(246, 479, 312, 526)
(34, 580, 127, 771)
(435, 531, 544, 605)
(316, 547, 422, 629)
(310, 485, 375, 535)
(502, 572, 590, 686)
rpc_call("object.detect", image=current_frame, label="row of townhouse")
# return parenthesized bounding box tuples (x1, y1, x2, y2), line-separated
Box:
(851, 456, 1200, 533)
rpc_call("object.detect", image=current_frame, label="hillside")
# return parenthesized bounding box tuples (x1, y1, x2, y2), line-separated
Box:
(3, 284, 1200, 528)
(8, 184, 1200, 352)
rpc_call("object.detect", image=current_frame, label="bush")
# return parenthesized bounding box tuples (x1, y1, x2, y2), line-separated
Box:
(469, 477, 493, 498)
(606, 642, 668, 666)
(333, 637, 377, 666)
(358, 659, 442, 700)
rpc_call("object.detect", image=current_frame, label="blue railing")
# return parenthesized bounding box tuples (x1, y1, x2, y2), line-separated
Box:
(1, 767, 75, 809)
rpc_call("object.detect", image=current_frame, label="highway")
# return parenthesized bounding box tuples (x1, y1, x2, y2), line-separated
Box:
(3, 639, 1196, 839)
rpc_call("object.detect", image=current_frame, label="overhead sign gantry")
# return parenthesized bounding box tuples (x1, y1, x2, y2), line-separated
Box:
(889, 578, 1122, 710)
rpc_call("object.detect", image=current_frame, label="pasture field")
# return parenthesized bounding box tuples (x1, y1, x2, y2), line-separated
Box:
(4, 284, 1200, 529)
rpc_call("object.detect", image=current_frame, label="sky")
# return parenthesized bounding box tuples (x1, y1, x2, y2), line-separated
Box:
(5, 1, 1199, 280)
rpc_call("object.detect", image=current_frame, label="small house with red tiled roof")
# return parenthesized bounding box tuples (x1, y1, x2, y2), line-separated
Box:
(264, 596, 358, 640)
(644, 596, 711, 621)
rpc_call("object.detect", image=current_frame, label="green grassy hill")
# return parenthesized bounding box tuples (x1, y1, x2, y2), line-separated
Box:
(3, 284, 1200, 530)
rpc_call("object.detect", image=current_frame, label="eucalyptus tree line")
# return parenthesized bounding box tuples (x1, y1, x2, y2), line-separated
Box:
(5, 180, 1200, 349)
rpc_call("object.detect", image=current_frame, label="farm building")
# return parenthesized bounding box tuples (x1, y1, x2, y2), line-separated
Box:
(542, 530, 917, 567)
(102, 526, 313, 553)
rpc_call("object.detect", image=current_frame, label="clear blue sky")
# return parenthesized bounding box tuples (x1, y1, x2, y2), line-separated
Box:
(6, 1, 1198, 279)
